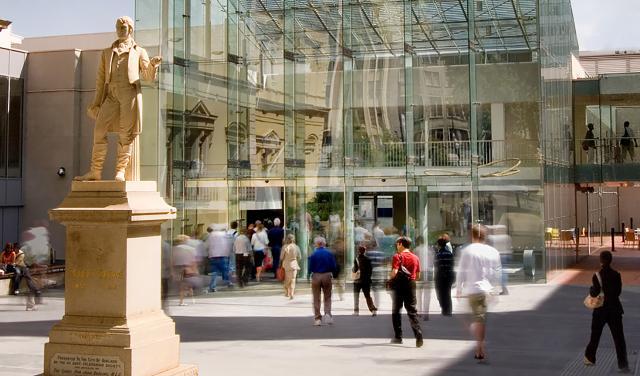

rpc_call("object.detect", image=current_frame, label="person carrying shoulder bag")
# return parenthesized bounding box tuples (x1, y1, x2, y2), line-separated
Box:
(583, 251, 629, 372)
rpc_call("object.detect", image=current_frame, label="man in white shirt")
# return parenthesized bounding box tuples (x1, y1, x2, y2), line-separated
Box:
(456, 225, 502, 362)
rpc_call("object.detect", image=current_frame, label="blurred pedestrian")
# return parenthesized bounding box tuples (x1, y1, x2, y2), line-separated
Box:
(251, 221, 269, 282)
(434, 235, 455, 316)
(268, 218, 284, 278)
(584, 251, 629, 372)
(456, 225, 501, 361)
(280, 234, 301, 299)
(205, 224, 234, 292)
(308, 236, 337, 326)
(414, 236, 432, 321)
(352, 246, 377, 316)
(13, 249, 41, 310)
(172, 235, 200, 306)
(389, 237, 423, 347)
(233, 227, 253, 288)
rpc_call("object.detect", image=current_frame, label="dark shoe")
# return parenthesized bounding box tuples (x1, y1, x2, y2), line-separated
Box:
(416, 336, 424, 348)
(371, 309, 378, 317)
(390, 338, 403, 344)
(209, 288, 217, 293)
(474, 354, 485, 361)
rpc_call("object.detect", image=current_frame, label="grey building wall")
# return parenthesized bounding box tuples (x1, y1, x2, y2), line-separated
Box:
(22, 48, 118, 259)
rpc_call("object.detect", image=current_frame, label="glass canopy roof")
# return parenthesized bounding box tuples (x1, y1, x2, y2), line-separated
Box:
(236, 0, 538, 59)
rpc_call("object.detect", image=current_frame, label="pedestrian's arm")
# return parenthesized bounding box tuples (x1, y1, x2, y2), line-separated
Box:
(456, 253, 467, 297)
(589, 273, 601, 297)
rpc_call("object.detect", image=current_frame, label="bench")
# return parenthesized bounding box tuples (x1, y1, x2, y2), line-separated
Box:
(0, 265, 65, 296)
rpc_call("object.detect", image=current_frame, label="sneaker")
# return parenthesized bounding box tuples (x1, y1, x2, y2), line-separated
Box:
(352, 311, 359, 316)
(583, 357, 595, 366)
(14, 290, 20, 296)
(371, 310, 378, 317)
(313, 319, 322, 326)
(179, 302, 188, 306)
(390, 338, 403, 344)
(209, 288, 217, 293)
(416, 336, 424, 348)
(324, 314, 334, 325)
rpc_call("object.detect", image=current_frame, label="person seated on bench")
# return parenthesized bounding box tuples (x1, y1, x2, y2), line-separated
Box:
(13, 249, 41, 300)
(1, 243, 17, 275)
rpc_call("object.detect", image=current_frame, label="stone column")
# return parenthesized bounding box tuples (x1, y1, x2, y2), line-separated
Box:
(46, 181, 197, 376)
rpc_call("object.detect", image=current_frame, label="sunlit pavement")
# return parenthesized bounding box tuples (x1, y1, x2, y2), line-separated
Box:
(1, 256, 639, 376)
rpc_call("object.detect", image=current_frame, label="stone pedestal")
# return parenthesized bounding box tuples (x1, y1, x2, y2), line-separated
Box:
(45, 181, 197, 376)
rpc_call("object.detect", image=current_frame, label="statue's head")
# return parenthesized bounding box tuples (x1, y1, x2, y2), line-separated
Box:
(116, 16, 134, 40)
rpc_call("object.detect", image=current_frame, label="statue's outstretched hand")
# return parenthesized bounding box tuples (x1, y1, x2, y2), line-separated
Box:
(151, 56, 162, 67)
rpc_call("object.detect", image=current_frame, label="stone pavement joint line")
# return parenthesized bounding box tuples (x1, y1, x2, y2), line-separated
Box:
(560, 349, 638, 376)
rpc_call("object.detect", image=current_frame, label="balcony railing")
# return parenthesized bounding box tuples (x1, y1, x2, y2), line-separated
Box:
(350, 139, 539, 168)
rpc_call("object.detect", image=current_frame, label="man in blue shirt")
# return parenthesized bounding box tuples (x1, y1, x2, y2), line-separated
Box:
(308, 236, 337, 326)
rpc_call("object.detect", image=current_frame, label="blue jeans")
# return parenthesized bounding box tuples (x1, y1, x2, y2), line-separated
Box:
(209, 257, 231, 290)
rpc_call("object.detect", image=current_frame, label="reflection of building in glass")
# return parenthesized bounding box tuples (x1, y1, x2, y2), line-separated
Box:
(131, 0, 579, 282)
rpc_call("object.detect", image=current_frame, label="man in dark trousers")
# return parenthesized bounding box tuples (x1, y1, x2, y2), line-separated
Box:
(584, 251, 629, 372)
(434, 235, 455, 316)
(308, 236, 337, 326)
(268, 218, 284, 278)
(389, 237, 423, 347)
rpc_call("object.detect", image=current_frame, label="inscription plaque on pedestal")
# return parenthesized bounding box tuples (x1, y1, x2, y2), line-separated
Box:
(50, 353, 124, 376)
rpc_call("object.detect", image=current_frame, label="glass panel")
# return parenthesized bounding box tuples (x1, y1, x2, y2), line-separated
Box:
(7, 78, 22, 177)
(0, 76, 7, 178)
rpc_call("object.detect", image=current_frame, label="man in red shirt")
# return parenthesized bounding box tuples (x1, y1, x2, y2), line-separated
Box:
(389, 237, 423, 347)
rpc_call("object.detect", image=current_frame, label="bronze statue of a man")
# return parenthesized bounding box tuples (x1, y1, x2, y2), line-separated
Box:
(75, 16, 161, 182)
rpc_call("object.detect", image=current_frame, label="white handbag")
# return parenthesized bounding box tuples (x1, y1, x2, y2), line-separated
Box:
(583, 272, 604, 310)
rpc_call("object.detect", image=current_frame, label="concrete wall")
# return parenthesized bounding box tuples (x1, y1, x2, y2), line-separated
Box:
(23, 48, 110, 259)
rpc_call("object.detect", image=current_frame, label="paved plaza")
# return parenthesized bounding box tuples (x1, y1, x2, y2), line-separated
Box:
(1, 248, 639, 376)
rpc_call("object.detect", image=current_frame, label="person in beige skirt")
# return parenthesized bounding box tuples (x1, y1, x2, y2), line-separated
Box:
(280, 234, 301, 299)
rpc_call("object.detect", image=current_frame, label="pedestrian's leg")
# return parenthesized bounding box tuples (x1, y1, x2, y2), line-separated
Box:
(362, 283, 377, 312)
(435, 280, 445, 314)
(608, 314, 629, 369)
(353, 282, 361, 313)
(235, 256, 243, 287)
(404, 282, 422, 340)
(391, 289, 403, 339)
(271, 247, 280, 278)
(442, 280, 453, 316)
(222, 257, 232, 286)
(585, 312, 606, 364)
(422, 280, 431, 319)
(290, 270, 298, 298)
(311, 274, 321, 320)
(208, 258, 217, 291)
(323, 273, 333, 317)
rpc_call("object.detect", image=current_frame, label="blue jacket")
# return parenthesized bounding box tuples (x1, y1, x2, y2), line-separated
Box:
(308, 247, 337, 275)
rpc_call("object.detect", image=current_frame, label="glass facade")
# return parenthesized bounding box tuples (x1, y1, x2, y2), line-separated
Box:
(135, 0, 578, 281)
(0, 46, 26, 246)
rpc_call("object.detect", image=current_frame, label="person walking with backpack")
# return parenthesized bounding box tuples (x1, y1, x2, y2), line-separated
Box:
(389, 237, 423, 347)
(620, 121, 637, 162)
(584, 251, 629, 372)
(434, 235, 455, 316)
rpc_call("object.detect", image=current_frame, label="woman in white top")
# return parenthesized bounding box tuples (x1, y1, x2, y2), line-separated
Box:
(279, 234, 302, 299)
(251, 222, 269, 282)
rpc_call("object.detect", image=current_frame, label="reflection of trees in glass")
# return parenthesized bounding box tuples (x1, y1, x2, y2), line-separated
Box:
(306, 192, 344, 222)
